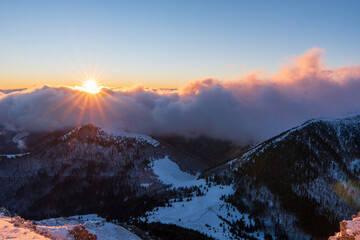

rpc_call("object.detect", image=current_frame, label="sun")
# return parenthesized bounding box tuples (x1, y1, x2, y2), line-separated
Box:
(77, 80, 102, 94)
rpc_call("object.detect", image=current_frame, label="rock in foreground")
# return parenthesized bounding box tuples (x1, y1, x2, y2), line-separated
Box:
(329, 213, 360, 240)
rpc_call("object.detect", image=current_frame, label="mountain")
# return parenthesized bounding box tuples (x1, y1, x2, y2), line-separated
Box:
(0, 124, 255, 239)
(219, 114, 360, 238)
(142, 114, 360, 239)
(2, 114, 360, 239)
(0, 125, 212, 220)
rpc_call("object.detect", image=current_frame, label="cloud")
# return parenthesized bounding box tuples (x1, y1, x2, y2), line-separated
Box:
(0, 88, 27, 94)
(1, 47, 360, 144)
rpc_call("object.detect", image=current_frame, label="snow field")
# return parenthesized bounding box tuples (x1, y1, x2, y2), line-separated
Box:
(147, 156, 261, 240)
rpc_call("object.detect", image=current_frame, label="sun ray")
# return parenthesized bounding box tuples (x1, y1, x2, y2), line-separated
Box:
(75, 93, 90, 126)
(92, 94, 108, 127)
(36, 90, 83, 125)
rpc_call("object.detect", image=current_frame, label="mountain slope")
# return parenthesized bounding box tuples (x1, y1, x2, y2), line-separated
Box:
(0, 125, 208, 221)
(222, 115, 360, 238)
(2, 115, 360, 239)
(142, 156, 265, 240)
(0, 215, 97, 240)
(0, 125, 247, 239)
(0, 209, 140, 240)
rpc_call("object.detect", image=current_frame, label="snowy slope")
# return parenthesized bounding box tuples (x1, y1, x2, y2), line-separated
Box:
(229, 114, 360, 168)
(101, 127, 159, 147)
(146, 156, 263, 240)
(0, 123, 213, 224)
(0, 208, 141, 240)
(61, 125, 159, 147)
(0, 215, 79, 240)
(0, 216, 49, 240)
(221, 114, 360, 238)
(38, 214, 141, 240)
(152, 156, 205, 188)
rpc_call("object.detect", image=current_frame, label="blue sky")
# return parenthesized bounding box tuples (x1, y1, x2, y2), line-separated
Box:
(0, 0, 359, 88)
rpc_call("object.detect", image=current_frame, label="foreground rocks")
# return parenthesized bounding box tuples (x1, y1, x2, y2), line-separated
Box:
(0, 209, 97, 240)
(329, 213, 360, 240)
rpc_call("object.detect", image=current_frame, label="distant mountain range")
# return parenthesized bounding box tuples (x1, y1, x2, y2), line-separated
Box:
(1, 114, 360, 239)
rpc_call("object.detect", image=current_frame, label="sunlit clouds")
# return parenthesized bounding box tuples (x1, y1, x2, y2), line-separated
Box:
(1, 48, 360, 144)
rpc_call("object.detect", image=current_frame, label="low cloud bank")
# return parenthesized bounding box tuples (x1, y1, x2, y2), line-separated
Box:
(1, 47, 360, 144)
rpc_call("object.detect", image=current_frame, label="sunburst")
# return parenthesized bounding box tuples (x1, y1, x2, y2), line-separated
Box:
(75, 80, 102, 94)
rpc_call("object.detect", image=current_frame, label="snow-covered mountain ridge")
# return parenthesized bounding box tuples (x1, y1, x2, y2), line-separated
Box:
(0, 125, 179, 218)
(217, 114, 360, 238)
(60, 125, 159, 147)
(0, 124, 223, 239)
(2, 114, 360, 239)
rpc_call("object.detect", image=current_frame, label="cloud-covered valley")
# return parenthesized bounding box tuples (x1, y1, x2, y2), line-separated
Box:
(1, 48, 360, 144)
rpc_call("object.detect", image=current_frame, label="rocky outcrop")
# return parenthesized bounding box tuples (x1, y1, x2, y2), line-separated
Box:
(68, 225, 97, 240)
(329, 212, 360, 240)
(0, 206, 11, 216)
(0, 208, 98, 240)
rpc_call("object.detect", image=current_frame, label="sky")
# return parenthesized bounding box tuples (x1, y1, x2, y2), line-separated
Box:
(1, 0, 360, 89)
(1, 1, 360, 144)
(1, 47, 360, 144)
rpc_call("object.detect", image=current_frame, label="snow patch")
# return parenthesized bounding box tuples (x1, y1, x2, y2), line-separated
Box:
(0, 215, 70, 240)
(148, 156, 262, 239)
(37, 214, 141, 240)
(61, 126, 160, 147)
(145, 185, 255, 240)
(140, 183, 152, 188)
(152, 156, 205, 188)
(0, 152, 30, 159)
(60, 127, 80, 141)
(102, 127, 160, 147)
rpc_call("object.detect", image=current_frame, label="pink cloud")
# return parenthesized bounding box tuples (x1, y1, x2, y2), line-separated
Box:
(1, 48, 360, 144)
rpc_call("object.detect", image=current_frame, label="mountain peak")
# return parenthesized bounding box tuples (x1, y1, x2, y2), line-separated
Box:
(59, 124, 160, 147)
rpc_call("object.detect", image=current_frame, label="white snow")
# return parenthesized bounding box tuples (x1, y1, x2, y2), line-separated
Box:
(60, 126, 160, 147)
(140, 183, 152, 188)
(146, 184, 254, 240)
(148, 156, 261, 239)
(37, 214, 141, 240)
(104, 128, 160, 147)
(152, 156, 205, 188)
(0, 215, 70, 240)
(0, 216, 45, 240)
(0, 152, 30, 158)
(60, 127, 80, 140)
(36, 225, 72, 240)
(0, 213, 141, 240)
(108, 130, 160, 147)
